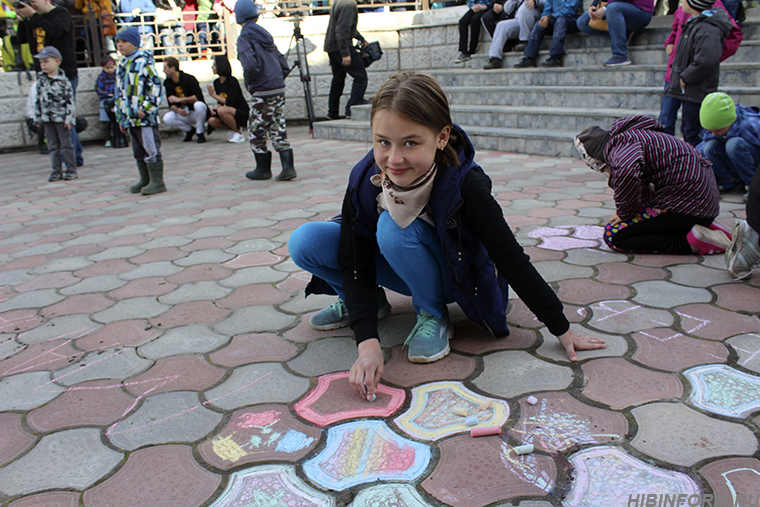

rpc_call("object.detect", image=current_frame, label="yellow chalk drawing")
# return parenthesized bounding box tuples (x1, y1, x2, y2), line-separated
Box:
(213, 435, 247, 463)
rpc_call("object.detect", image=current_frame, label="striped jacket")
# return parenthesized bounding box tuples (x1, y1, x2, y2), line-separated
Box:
(114, 49, 163, 128)
(33, 71, 75, 126)
(605, 115, 719, 220)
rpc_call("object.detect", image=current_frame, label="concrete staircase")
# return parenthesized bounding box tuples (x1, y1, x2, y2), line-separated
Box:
(314, 12, 760, 156)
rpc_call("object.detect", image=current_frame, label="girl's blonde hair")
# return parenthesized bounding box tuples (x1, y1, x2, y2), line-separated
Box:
(370, 72, 461, 168)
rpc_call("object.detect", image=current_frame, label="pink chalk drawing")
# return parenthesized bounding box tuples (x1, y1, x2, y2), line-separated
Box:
(303, 420, 431, 490)
(563, 446, 701, 507)
(394, 381, 509, 441)
(498, 440, 555, 493)
(293, 371, 405, 427)
(0, 312, 41, 333)
(685, 364, 760, 418)
(527, 225, 605, 251)
(207, 465, 335, 507)
(237, 410, 281, 429)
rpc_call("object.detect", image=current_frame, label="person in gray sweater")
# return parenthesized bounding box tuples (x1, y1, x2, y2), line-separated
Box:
(324, 0, 367, 120)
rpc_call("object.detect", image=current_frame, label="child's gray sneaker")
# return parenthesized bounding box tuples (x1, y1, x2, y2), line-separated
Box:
(309, 290, 392, 330)
(405, 308, 453, 363)
(726, 220, 760, 280)
(49, 171, 62, 182)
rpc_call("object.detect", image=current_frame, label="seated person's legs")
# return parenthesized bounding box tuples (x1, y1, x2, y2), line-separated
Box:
(191, 101, 208, 135)
(517, 3, 542, 42)
(701, 138, 739, 189)
(485, 19, 519, 66)
(725, 136, 760, 187)
(515, 20, 546, 67)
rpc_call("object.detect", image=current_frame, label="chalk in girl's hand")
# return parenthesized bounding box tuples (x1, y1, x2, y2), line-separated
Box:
(478, 399, 491, 411)
(364, 385, 376, 402)
(453, 407, 468, 417)
(526, 396, 538, 405)
(465, 415, 478, 427)
(470, 426, 502, 437)
(514, 444, 534, 455)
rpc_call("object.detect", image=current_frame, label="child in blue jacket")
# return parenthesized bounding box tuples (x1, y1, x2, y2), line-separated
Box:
(514, 0, 582, 67)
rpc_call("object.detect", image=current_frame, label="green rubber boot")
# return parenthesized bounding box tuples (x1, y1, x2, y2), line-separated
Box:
(141, 161, 167, 195)
(129, 161, 150, 194)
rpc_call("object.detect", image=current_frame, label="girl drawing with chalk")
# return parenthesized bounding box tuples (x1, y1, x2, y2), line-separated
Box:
(289, 72, 605, 401)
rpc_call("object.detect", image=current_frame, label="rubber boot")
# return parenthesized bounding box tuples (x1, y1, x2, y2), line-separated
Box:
(141, 161, 167, 195)
(129, 161, 150, 193)
(275, 148, 297, 181)
(245, 152, 272, 180)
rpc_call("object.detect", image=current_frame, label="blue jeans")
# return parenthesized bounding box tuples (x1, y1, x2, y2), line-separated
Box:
(659, 82, 681, 137)
(68, 76, 83, 167)
(681, 100, 702, 148)
(577, 2, 652, 59)
(524, 16, 579, 60)
(289, 212, 453, 318)
(701, 137, 760, 188)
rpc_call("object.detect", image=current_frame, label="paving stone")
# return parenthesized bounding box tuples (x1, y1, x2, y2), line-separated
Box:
(198, 404, 321, 470)
(129, 246, 188, 264)
(82, 445, 221, 507)
(0, 289, 65, 313)
(536, 325, 627, 362)
(165, 264, 233, 284)
(587, 300, 674, 334)
(564, 446, 701, 506)
(213, 306, 297, 335)
(562, 248, 627, 266)
(31, 257, 93, 274)
(282, 312, 355, 343)
(138, 324, 230, 359)
(0, 338, 85, 376)
(631, 253, 698, 268)
(62, 233, 114, 246)
(41, 294, 115, 318)
(26, 379, 137, 433)
(0, 428, 123, 496)
(173, 249, 236, 266)
(474, 351, 573, 398)
(288, 337, 359, 377)
(422, 435, 555, 506)
(384, 347, 476, 387)
(582, 358, 683, 410)
(92, 297, 171, 323)
(225, 239, 280, 256)
(8, 492, 80, 507)
(511, 392, 628, 452)
(207, 465, 334, 507)
(218, 266, 288, 287)
(667, 263, 734, 288)
(684, 364, 760, 418)
(157, 281, 232, 304)
(53, 347, 153, 386)
(0, 371, 64, 410)
(108, 277, 177, 299)
(533, 260, 595, 283)
(631, 402, 757, 466)
(118, 261, 184, 280)
(0, 413, 36, 466)
(124, 354, 226, 396)
(0, 310, 45, 334)
(504, 298, 544, 329)
(699, 458, 760, 505)
(87, 245, 146, 261)
(595, 261, 667, 284)
(149, 301, 230, 328)
(727, 334, 760, 374)
(0, 269, 37, 286)
(107, 391, 223, 450)
(713, 283, 760, 313)
(215, 284, 292, 309)
(209, 333, 298, 367)
(75, 319, 160, 350)
(631, 280, 712, 308)
(676, 304, 760, 340)
(59, 274, 127, 295)
(350, 484, 434, 507)
(17, 316, 102, 349)
(137, 236, 193, 249)
(223, 251, 283, 269)
(556, 279, 631, 305)
(12, 243, 66, 257)
(304, 420, 431, 491)
(73, 258, 134, 278)
(206, 363, 310, 410)
(451, 319, 537, 355)
(13, 271, 80, 292)
(632, 328, 728, 371)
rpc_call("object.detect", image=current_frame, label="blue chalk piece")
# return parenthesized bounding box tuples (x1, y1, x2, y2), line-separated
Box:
(465, 415, 478, 427)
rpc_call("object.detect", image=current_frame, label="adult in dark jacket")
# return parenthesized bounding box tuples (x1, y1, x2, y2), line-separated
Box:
(235, 0, 296, 181)
(289, 73, 605, 400)
(324, 0, 367, 120)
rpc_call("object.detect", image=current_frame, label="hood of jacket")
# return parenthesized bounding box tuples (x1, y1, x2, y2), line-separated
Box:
(240, 21, 277, 50)
(691, 7, 732, 37)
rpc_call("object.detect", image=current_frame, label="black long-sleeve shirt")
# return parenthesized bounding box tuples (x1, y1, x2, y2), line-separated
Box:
(18, 6, 77, 80)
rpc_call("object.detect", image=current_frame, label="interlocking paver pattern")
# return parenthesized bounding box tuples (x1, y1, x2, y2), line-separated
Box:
(2, 126, 760, 506)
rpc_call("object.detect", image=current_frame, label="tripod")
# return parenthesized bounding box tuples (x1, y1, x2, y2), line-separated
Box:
(285, 14, 316, 134)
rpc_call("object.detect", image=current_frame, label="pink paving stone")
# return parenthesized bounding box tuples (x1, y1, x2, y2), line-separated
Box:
(595, 262, 667, 284)
(528, 207, 575, 219)
(567, 173, 604, 182)
(75, 320, 160, 350)
(293, 372, 405, 427)
(555, 199, 599, 209)
(524, 246, 565, 262)
(26, 379, 137, 433)
(128, 247, 188, 264)
(582, 358, 684, 410)
(178, 237, 236, 252)
(209, 333, 298, 367)
(27, 233, 76, 246)
(144, 224, 198, 238)
(215, 284, 291, 309)
(72, 224, 121, 235)
(271, 218, 310, 232)
(422, 435, 556, 506)
(383, 347, 476, 387)
(123, 354, 226, 396)
(631, 328, 728, 371)
(149, 301, 230, 328)
(13, 271, 80, 292)
(82, 445, 221, 507)
(0, 255, 50, 271)
(0, 339, 85, 376)
(511, 392, 628, 452)
(0, 310, 45, 333)
(108, 277, 177, 299)
(676, 304, 760, 340)
(227, 227, 278, 241)
(98, 234, 148, 248)
(556, 279, 631, 305)
(223, 251, 282, 269)
(48, 244, 106, 259)
(505, 299, 542, 329)
(0, 413, 36, 466)
(8, 492, 80, 507)
(283, 315, 354, 343)
(713, 284, 760, 313)
(631, 254, 698, 267)
(503, 215, 547, 228)
(41, 294, 114, 318)
(165, 264, 232, 283)
(73, 258, 134, 277)
(198, 405, 321, 470)
(563, 304, 586, 323)
(450, 319, 536, 355)
(700, 458, 760, 502)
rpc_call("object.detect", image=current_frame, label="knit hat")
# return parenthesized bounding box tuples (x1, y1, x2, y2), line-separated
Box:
(34, 46, 62, 61)
(234, 0, 259, 24)
(574, 126, 610, 172)
(685, 0, 716, 11)
(700, 92, 737, 130)
(116, 27, 141, 48)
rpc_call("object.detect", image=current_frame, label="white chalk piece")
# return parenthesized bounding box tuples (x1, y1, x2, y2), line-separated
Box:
(478, 400, 491, 411)
(453, 407, 468, 417)
(514, 444, 534, 455)
(368, 394, 376, 402)
(465, 415, 478, 427)
(526, 396, 538, 405)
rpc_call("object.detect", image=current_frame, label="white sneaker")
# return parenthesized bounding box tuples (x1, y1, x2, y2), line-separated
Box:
(226, 131, 234, 141)
(229, 132, 246, 143)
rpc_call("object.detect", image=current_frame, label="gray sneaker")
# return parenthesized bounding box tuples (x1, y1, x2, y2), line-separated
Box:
(726, 220, 760, 280)
(405, 308, 453, 363)
(309, 291, 392, 330)
(483, 57, 502, 69)
(454, 52, 471, 64)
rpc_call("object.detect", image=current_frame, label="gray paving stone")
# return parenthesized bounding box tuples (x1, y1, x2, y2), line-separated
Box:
(587, 300, 674, 334)
(575, 207, 617, 218)
(38, 223, 87, 235)
(18, 314, 103, 345)
(0, 428, 123, 496)
(138, 325, 230, 360)
(227, 218, 277, 230)
(151, 216, 200, 227)
(0, 371, 64, 411)
(218, 267, 288, 288)
(108, 224, 157, 236)
(158, 281, 232, 305)
(631, 402, 757, 466)
(631, 281, 712, 308)
(0, 269, 35, 286)
(269, 209, 314, 221)
(0, 289, 65, 313)
(60, 275, 127, 295)
(137, 237, 194, 250)
(61, 233, 114, 247)
(276, 258, 301, 273)
(53, 347, 153, 386)
(172, 250, 235, 266)
(279, 293, 332, 313)
(0, 232, 44, 245)
(118, 262, 184, 281)
(93, 297, 170, 323)
(11, 243, 66, 257)
(536, 325, 627, 362)
(533, 261, 595, 283)
(225, 239, 280, 255)
(31, 258, 93, 274)
(107, 391, 223, 451)
(563, 248, 627, 266)
(727, 334, 760, 374)
(667, 264, 734, 288)
(288, 337, 359, 377)
(0, 336, 24, 361)
(86, 216, 130, 226)
(190, 208, 236, 218)
(213, 306, 297, 335)
(473, 350, 574, 398)
(185, 226, 236, 239)
(205, 363, 310, 410)
(87, 246, 146, 261)
(700, 254, 730, 270)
